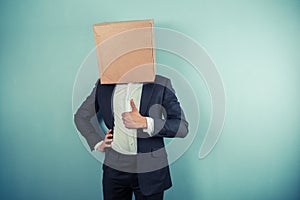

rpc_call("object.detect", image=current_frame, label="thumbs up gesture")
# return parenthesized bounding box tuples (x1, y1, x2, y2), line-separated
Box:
(122, 99, 147, 129)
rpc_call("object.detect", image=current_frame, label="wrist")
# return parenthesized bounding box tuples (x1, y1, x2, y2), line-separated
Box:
(141, 117, 147, 129)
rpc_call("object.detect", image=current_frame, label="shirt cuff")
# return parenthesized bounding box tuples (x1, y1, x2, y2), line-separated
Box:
(94, 141, 103, 151)
(143, 117, 154, 136)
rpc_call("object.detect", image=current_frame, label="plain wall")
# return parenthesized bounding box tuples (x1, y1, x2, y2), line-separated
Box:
(0, 0, 299, 199)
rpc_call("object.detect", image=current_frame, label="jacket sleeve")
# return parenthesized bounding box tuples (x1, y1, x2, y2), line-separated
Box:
(152, 79, 189, 138)
(73, 81, 103, 151)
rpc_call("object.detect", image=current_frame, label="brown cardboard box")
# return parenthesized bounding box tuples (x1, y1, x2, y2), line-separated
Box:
(93, 19, 155, 84)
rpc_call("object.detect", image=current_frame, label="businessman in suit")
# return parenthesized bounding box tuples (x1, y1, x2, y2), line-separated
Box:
(74, 74, 188, 200)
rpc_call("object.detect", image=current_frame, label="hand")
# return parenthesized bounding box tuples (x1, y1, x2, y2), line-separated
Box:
(96, 129, 113, 152)
(122, 99, 147, 129)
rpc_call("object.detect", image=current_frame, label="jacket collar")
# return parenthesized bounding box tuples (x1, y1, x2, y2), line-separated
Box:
(99, 81, 155, 119)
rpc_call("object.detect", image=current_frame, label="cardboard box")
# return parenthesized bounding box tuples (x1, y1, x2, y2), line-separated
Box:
(93, 19, 155, 84)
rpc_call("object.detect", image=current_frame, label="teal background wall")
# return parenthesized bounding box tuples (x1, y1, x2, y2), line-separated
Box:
(1, 0, 299, 199)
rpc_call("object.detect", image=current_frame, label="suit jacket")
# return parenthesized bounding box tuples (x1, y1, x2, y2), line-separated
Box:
(74, 75, 189, 195)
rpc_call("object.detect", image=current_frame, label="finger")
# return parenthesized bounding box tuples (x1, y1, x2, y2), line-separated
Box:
(105, 137, 113, 142)
(122, 117, 131, 124)
(105, 138, 113, 143)
(124, 121, 133, 128)
(124, 123, 130, 129)
(123, 119, 130, 125)
(105, 134, 113, 140)
(122, 112, 130, 118)
(104, 139, 113, 146)
(130, 99, 137, 112)
(107, 129, 112, 134)
(123, 113, 133, 121)
(122, 116, 130, 122)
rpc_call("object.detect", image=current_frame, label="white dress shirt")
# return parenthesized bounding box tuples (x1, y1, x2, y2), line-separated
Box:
(94, 83, 154, 154)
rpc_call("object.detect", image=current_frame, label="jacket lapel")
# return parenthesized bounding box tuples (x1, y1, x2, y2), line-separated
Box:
(140, 83, 155, 116)
(99, 84, 116, 128)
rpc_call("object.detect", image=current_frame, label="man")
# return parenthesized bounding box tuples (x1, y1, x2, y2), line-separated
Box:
(74, 75, 188, 200)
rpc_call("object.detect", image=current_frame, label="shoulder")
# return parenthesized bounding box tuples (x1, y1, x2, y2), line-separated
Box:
(95, 79, 100, 86)
(154, 75, 171, 85)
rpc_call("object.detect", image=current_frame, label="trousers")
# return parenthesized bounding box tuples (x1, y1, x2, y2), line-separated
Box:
(102, 149, 164, 200)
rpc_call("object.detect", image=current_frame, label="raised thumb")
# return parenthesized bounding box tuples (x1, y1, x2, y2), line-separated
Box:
(130, 99, 137, 112)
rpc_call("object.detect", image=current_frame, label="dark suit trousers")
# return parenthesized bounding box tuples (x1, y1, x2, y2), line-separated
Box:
(102, 149, 164, 200)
